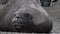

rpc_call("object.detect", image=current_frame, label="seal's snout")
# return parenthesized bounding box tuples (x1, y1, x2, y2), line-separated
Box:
(12, 13, 33, 30)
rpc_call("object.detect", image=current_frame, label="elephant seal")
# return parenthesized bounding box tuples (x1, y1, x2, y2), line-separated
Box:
(0, 0, 52, 33)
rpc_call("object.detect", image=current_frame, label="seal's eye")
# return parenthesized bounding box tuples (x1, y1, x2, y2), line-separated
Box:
(24, 13, 32, 19)
(24, 13, 30, 17)
(0, 0, 8, 4)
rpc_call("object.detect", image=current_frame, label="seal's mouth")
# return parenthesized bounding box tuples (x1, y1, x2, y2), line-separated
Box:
(12, 17, 26, 30)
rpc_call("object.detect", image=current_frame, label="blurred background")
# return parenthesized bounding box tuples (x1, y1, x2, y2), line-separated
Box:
(44, 0, 60, 33)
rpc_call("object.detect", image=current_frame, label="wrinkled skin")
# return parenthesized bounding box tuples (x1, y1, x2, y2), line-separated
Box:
(0, 0, 52, 33)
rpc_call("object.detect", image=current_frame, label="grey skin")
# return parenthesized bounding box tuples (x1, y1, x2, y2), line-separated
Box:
(0, 0, 52, 33)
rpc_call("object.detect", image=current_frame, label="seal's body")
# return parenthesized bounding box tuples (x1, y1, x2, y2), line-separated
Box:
(0, 0, 52, 33)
